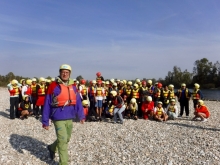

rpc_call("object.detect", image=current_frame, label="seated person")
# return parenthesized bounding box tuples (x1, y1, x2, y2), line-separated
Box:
(167, 99, 178, 120)
(82, 100, 89, 121)
(105, 101, 114, 119)
(192, 100, 210, 122)
(141, 96, 154, 120)
(19, 95, 33, 120)
(153, 101, 168, 122)
(126, 98, 138, 120)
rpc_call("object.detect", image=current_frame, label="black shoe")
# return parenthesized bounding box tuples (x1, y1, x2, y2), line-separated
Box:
(35, 116, 39, 120)
(47, 145, 55, 160)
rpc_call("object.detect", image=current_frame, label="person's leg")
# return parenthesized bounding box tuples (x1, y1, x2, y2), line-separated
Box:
(179, 101, 184, 116)
(10, 97, 15, 119)
(117, 106, 126, 123)
(113, 108, 119, 122)
(197, 113, 207, 120)
(50, 120, 69, 165)
(185, 100, 189, 116)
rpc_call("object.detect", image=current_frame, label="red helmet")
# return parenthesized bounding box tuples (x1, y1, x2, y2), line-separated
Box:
(142, 81, 146, 85)
(157, 83, 162, 88)
(89, 80, 93, 85)
(81, 79, 86, 85)
(96, 72, 101, 77)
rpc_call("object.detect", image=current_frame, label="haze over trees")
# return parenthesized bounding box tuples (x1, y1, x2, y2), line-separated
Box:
(1, 58, 220, 88)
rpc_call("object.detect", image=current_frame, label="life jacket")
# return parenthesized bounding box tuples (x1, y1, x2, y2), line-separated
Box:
(104, 87, 109, 97)
(31, 84, 37, 96)
(154, 88, 161, 98)
(178, 88, 189, 99)
(112, 96, 124, 108)
(83, 107, 88, 116)
(37, 84, 46, 95)
(108, 105, 114, 113)
(169, 90, 175, 99)
(192, 89, 200, 100)
(118, 87, 124, 96)
(9, 86, 20, 96)
(130, 103, 137, 114)
(156, 107, 163, 116)
(89, 86, 95, 97)
(96, 87, 103, 97)
(168, 105, 175, 112)
(52, 84, 76, 107)
(125, 88, 132, 96)
(132, 88, 139, 98)
(96, 77, 102, 81)
(25, 86, 32, 96)
(162, 90, 169, 99)
(81, 85, 87, 96)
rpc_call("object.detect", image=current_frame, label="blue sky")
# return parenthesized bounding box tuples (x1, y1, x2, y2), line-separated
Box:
(0, 0, 220, 80)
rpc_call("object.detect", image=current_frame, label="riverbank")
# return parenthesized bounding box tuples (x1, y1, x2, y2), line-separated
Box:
(0, 88, 220, 164)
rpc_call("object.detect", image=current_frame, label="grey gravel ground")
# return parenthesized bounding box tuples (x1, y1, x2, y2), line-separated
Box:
(0, 87, 220, 165)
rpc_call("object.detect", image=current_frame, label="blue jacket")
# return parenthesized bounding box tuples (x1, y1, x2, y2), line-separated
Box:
(42, 78, 85, 126)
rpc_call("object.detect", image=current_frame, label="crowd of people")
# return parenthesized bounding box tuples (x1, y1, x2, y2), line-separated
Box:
(7, 71, 210, 123)
(6, 64, 211, 164)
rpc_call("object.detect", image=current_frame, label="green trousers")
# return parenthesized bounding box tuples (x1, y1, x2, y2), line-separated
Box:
(50, 120, 73, 165)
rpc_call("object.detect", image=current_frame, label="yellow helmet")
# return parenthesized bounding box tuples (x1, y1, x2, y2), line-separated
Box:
(23, 94, 29, 100)
(130, 98, 136, 103)
(181, 83, 186, 87)
(110, 79, 115, 83)
(82, 100, 89, 106)
(157, 101, 163, 105)
(147, 80, 152, 85)
(39, 77, 45, 83)
(147, 96, 152, 102)
(123, 80, 127, 84)
(136, 79, 140, 83)
(26, 79, 32, 85)
(59, 64, 72, 72)
(127, 81, 132, 86)
(194, 83, 200, 89)
(32, 78, 37, 82)
(47, 79, 52, 84)
(133, 83, 138, 88)
(11, 79, 18, 85)
(168, 84, 174, 89)
(20, 79, 25, 84)
(105, 81, 110, 85)
(198, 100, 204, 105)
(110, 91, 117, 97)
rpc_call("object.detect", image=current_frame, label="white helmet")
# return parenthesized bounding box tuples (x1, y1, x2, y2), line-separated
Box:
(147, 80, 152, 85)
(130, 98, 136, 103)
(147, 96, 152, 102)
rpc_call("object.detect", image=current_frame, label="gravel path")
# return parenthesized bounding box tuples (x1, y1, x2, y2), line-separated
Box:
(0, 87, 220, 165)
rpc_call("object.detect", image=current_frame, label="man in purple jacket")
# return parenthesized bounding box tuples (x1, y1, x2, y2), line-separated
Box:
(42, 64, 85, 165)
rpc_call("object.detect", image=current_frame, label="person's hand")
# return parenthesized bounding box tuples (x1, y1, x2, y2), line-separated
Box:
(145, 109, 148, 112)
(80, 120, 85, 124)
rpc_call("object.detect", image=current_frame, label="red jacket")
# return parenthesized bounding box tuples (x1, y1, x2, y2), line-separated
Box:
(141, 101, 154, 112)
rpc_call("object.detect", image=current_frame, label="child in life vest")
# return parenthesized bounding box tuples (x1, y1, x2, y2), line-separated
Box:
(141, 96, 154, 120)
(153, 101, 168, 122)
(82, 100, 89, 121)
(167, 99, 178, 120)
(127, 98, 138, 120)
(19, 95, 33, 120)
(192, 100, 210, 122)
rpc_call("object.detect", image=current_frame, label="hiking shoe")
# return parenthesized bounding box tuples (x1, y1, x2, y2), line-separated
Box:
(47, 145, 55, 160)
(201, 118, 207, 122)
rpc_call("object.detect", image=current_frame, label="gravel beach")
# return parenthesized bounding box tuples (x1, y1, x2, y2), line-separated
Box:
(0, 87, 220, 165)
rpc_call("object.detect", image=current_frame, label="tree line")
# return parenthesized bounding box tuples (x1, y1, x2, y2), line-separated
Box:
(1, 58, 220, 89)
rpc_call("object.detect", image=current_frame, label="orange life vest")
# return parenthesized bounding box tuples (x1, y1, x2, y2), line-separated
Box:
(54, 84, 76, 107)
(25, 86, 32, 95)
(125, 88, 132, 96)
(81, 85, 87, 96)
(193, 89, 200, 100)
(9, 86, 20, 96)
(37, 84, 46, 95)
(132, 89, 139, 98)
(154, 88, 161, 98)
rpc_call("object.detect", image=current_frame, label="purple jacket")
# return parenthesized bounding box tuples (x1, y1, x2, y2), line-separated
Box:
(42, 82, 85, 126)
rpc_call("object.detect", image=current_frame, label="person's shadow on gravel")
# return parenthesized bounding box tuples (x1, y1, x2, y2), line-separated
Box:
(0, 111, 9, 119)
(9, 134, 57, 165)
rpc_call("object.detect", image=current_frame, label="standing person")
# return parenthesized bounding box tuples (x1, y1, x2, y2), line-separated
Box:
(42, 64, 85, 165)
(88, 80, 98, 121)
(192, 83, 203, 110)
(36, 77, 46, 119)
(177, 83, 191, 117)
(21, 79, 32, 103)
(96, 72, 104, 81)
(131, 83, 141, 117)
(7, 80, 22, 119)
(79, 79, 88, 100)
(31, 78, 37, 115)
(168, 84, 176, 102)
(109, 91, 126, 124)
(94, 80, 105, 121)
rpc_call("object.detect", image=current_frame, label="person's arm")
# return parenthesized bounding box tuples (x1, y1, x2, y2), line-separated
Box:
(115, 96, 124, 108)
(21, 86, 27, 97)
(75, 88, 85, 123)
(79, 86, 83, 100)
(20, 102, 26, 110)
